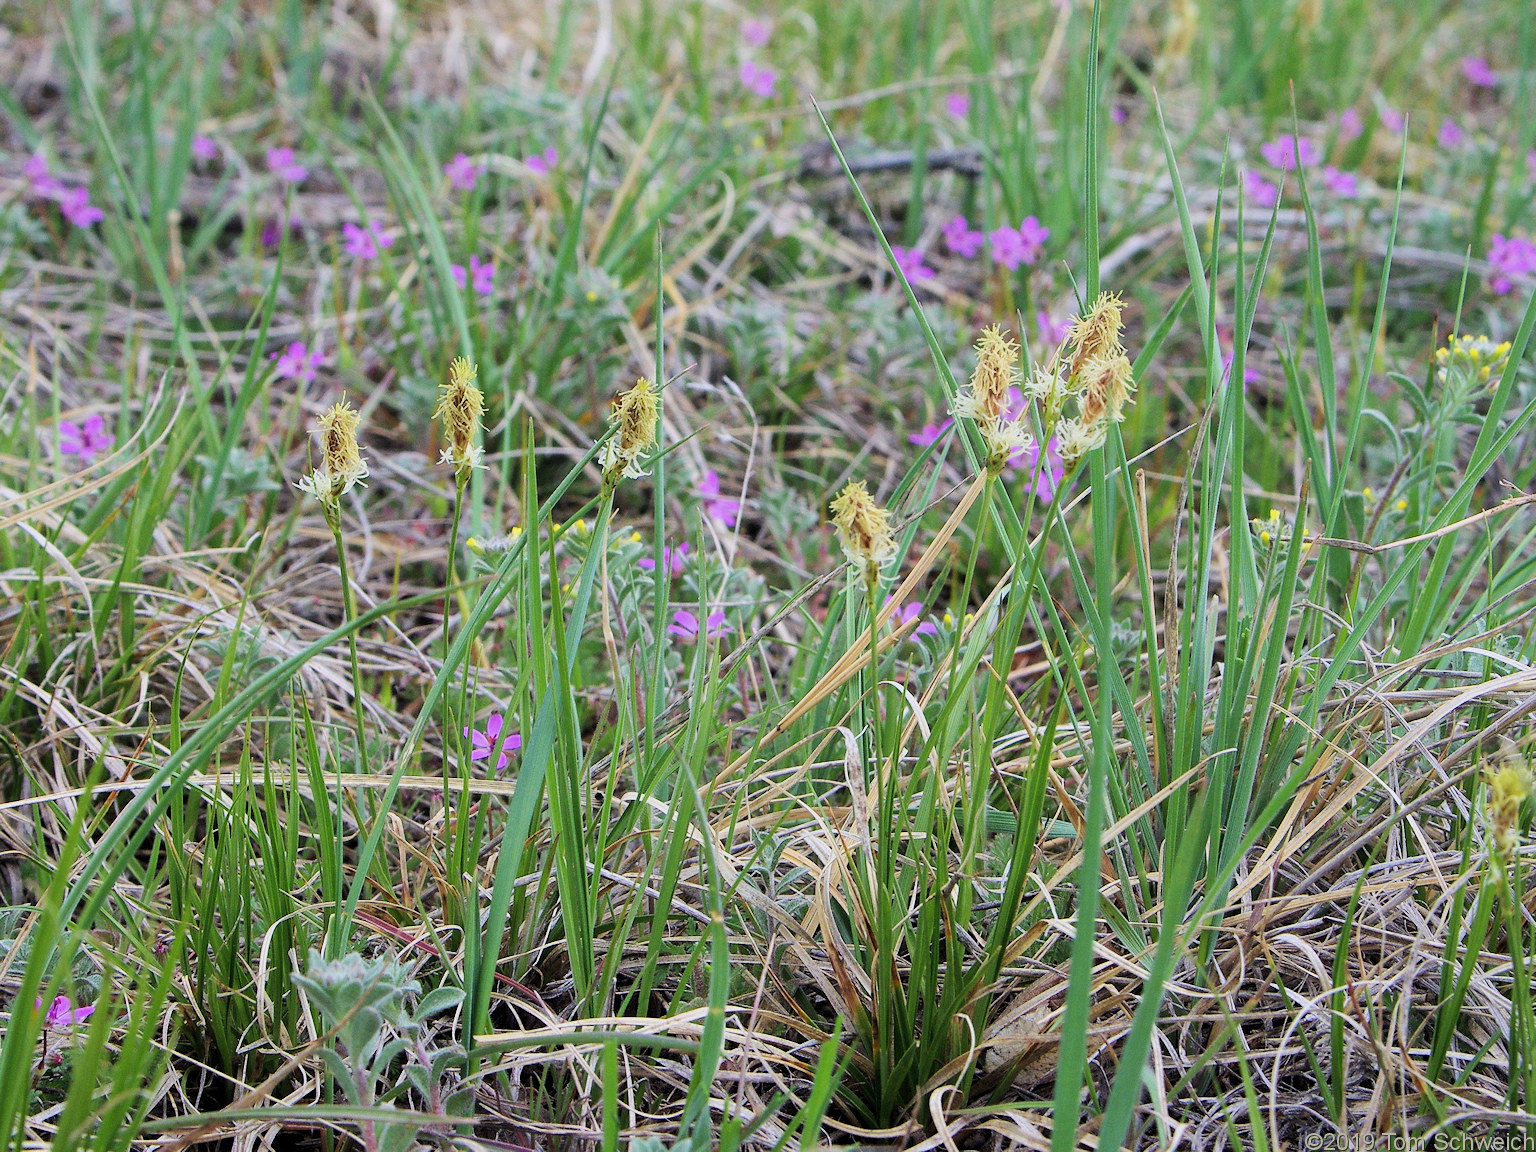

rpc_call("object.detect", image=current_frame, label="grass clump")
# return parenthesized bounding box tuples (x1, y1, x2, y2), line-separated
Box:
(4, 1, 1536, 1149)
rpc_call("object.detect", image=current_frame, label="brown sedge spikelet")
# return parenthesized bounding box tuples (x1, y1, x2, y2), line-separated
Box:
(297, 398, 369, 507)
(600, 376, 660, 486)
(1076, 351, 1135, 428)
(953, 324, 1020, 425)
(1067, 292, 1126, 379)
(434, 356, 485, 483)
(829, 480, 896, 585)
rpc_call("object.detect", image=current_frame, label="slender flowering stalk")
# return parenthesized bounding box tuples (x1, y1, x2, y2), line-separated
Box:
(295, 400, 371, 781)
(296, 400, 369, 508)
(599, 377, 660, 490)
(435, 357, 485, 485)
(435, 357, 484, 722)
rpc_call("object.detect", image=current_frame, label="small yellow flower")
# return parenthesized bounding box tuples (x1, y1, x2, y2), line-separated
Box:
(1363, 487, 1375, 503)
(630, 530, 642, 542)
(586, 290, 598, 303)
(1395, 499, 1407, 512)
(574, 517, 588, 534)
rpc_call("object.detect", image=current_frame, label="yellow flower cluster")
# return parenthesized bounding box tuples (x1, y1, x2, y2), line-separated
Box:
(1435, 333, 1512, 385)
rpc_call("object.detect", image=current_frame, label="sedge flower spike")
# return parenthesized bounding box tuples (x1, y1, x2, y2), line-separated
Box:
(600, 377, 660, 487)
(297, 399, 369, 507)
(1486, 759, 1532, 859)
(830, 480, 896, 585)
(952, 324, 1032, 471)
(1075, 351, 1136, 428)
(435, 357, 485, 482)
(1066, 292, 1126, 379)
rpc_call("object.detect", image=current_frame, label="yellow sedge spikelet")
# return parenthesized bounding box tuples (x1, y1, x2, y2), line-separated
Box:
(600, 377, 660, 485)
(829, 480, 896, 582)
(953, 324, 1020, 425)
(1055, 416, 1108, 466)
(1067, 292, 1126, 379)
(1487, 759, 1532, 857)
(297, 399, 369, 506)
(1076, 352, 1136, 428)
(434, 356, 484, 482)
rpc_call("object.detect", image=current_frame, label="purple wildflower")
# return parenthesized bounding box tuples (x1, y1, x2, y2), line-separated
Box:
(739, 60, 776, 98)
(1381, 106, 1405, 133)
(526, 146, 559, 175)
(638, 542, 690, 577)
(886, 599, 939, 637)
(1007, 435, 1065, 503)
(945, 91, 970, 120)
(271, 341, 324, 382)
(444, 153, 481, 192)
(58, 414, 114, 463)
(1488, 233, 1536, 295)
(341, 220, 392, 261)
(1462, 56, 1497, 88)
(474, 255, 497, 294)
(23, 154, 62, 199)
(192, 135, 219, 161)
(1322, 166, 1358, 197)
(1019, 215, 1049, 252)
(1037, 310, 1073, 346)
(266, 146, 308, 184)
(1004, 385, 1027, 423)
(989, 217, 1048, 270)
(909, 419, 953, 447)
(1438, 118, 1465, 149)
(890, 245, 936, 283)
(741, 18, 771, 47)
(38, 995, 94, 1031)
(1245, 169, 1278, 209)
(698, 470, 742, 527)
(57, 187, 103, 229)
(1259, 135, 1320, 171)
(464, 712, 521, 770)
(668, 609, 732, 642)
(1110, 105, 1128, 124)
(1338, 108, 1362, 140)
(450, 255, 496, 295)
(990, 227, 1025, 269)
(942, 215, 984, 258)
